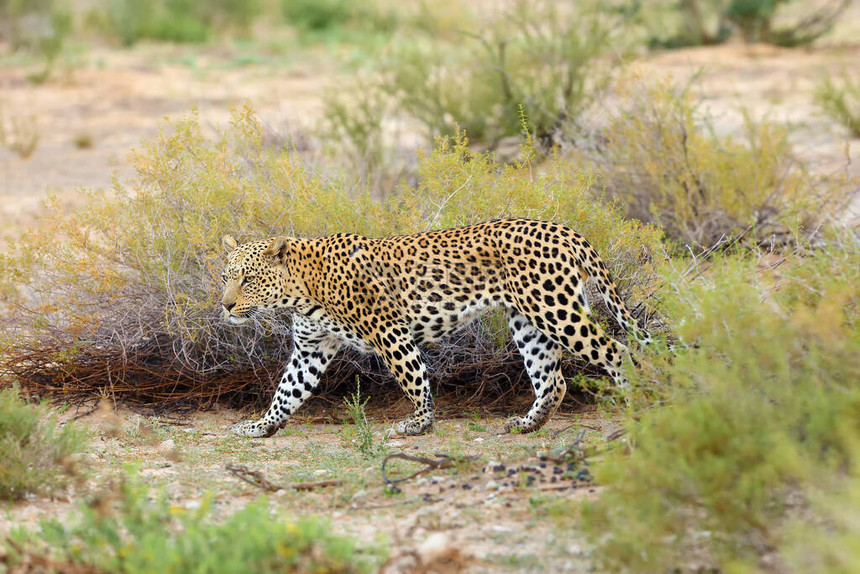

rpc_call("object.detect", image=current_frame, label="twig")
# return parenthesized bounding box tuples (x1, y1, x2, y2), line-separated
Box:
(382, 452, 479, 486)
(225, 463, 341, 492)
(537, 482, 594, 492)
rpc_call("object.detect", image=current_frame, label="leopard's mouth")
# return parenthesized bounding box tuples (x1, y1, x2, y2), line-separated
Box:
(222, 308, 251, 325)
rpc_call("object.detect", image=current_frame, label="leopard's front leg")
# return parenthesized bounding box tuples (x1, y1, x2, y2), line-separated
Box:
(232, 317, 342, 437)
(368, 324, 435, 436)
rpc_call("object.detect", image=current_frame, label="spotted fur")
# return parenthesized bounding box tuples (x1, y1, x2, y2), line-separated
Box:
(221, 219, 651, 437)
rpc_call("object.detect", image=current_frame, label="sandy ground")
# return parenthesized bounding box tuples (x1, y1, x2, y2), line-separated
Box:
(0, 42, 334, 240)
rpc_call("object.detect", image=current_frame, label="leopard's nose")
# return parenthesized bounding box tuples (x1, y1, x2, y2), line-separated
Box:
(223, 302, 236, 312)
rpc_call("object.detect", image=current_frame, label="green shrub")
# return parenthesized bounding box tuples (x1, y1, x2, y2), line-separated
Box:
(282, 0, 352, 32)
(582, 74, 853, 249)
(106, 0, 209, 46)
(322, 0, 623, 152)
(783, 479, 860, 573)
(0, 387, 87, 500)
(635, 0, 850, 47)
(0, 105, 663, 410)
(0, 0, 55, 47)
(104, 0, 261, 45)
(280, 0, 398, 42)
(5, 474, 381, 572)
(0, 0, 73, 83)
(2, 111, 40, 159)
(815, 71, 860, 138)
(581, 227, 860, 571)
(105, 0, 158, 46)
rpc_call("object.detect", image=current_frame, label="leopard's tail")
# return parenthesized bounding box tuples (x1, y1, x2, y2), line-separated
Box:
(567, 232, 652, 345)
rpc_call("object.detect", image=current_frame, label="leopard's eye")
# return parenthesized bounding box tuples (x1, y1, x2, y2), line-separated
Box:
(241, 276, 253, 286)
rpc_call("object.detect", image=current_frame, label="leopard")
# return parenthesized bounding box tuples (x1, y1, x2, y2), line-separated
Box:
(220, 218, 651, 438)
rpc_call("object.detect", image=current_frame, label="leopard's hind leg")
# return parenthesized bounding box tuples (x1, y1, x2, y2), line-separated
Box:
(505, 311, 567, 433)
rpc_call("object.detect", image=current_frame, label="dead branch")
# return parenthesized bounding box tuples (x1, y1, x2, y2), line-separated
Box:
(225, 463, 342, 492)
(381, 452, 480, 487)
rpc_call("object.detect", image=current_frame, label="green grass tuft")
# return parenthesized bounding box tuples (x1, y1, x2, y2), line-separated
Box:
(5, 472, 383, 572)
(0, 387, 88, 501)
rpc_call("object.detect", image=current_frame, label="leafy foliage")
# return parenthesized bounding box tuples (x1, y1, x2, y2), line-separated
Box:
(4, 475, 380, 572)
(582, 228, 860, 571)
(0, 387, 87, 500)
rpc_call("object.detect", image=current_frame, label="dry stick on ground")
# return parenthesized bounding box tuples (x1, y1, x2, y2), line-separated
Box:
(225, 463, 342, 492)
(381, 453, 480, 487)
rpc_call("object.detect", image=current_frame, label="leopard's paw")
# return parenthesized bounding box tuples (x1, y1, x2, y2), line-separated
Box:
(395, 415, 433, 436)
(503, 416, 528, 434)
(230, 420, 277, 438)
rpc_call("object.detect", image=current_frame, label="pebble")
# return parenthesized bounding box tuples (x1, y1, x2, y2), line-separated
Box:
(417, 532, 453, 564)
(158, 439, 176, 453)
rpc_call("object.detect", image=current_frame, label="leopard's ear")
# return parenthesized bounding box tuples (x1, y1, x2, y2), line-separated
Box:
(263, 237, 289, 266)
(222, 234, 239, 252)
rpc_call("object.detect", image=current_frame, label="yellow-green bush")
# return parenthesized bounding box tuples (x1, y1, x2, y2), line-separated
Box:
(581, 227, 860, 571)
(584, 75, 853, 249)
(0, 106, 662, 410)
(0, 387, 87, 500)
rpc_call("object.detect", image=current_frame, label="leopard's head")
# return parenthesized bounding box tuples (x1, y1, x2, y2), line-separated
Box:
(219, 235, 290, 325)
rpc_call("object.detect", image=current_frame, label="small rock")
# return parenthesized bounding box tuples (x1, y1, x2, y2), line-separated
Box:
(473, 437, 484, 443)
(67, 452, 93, 466)
(417, 532, 451, 563)
(158, 439, 181, 462)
